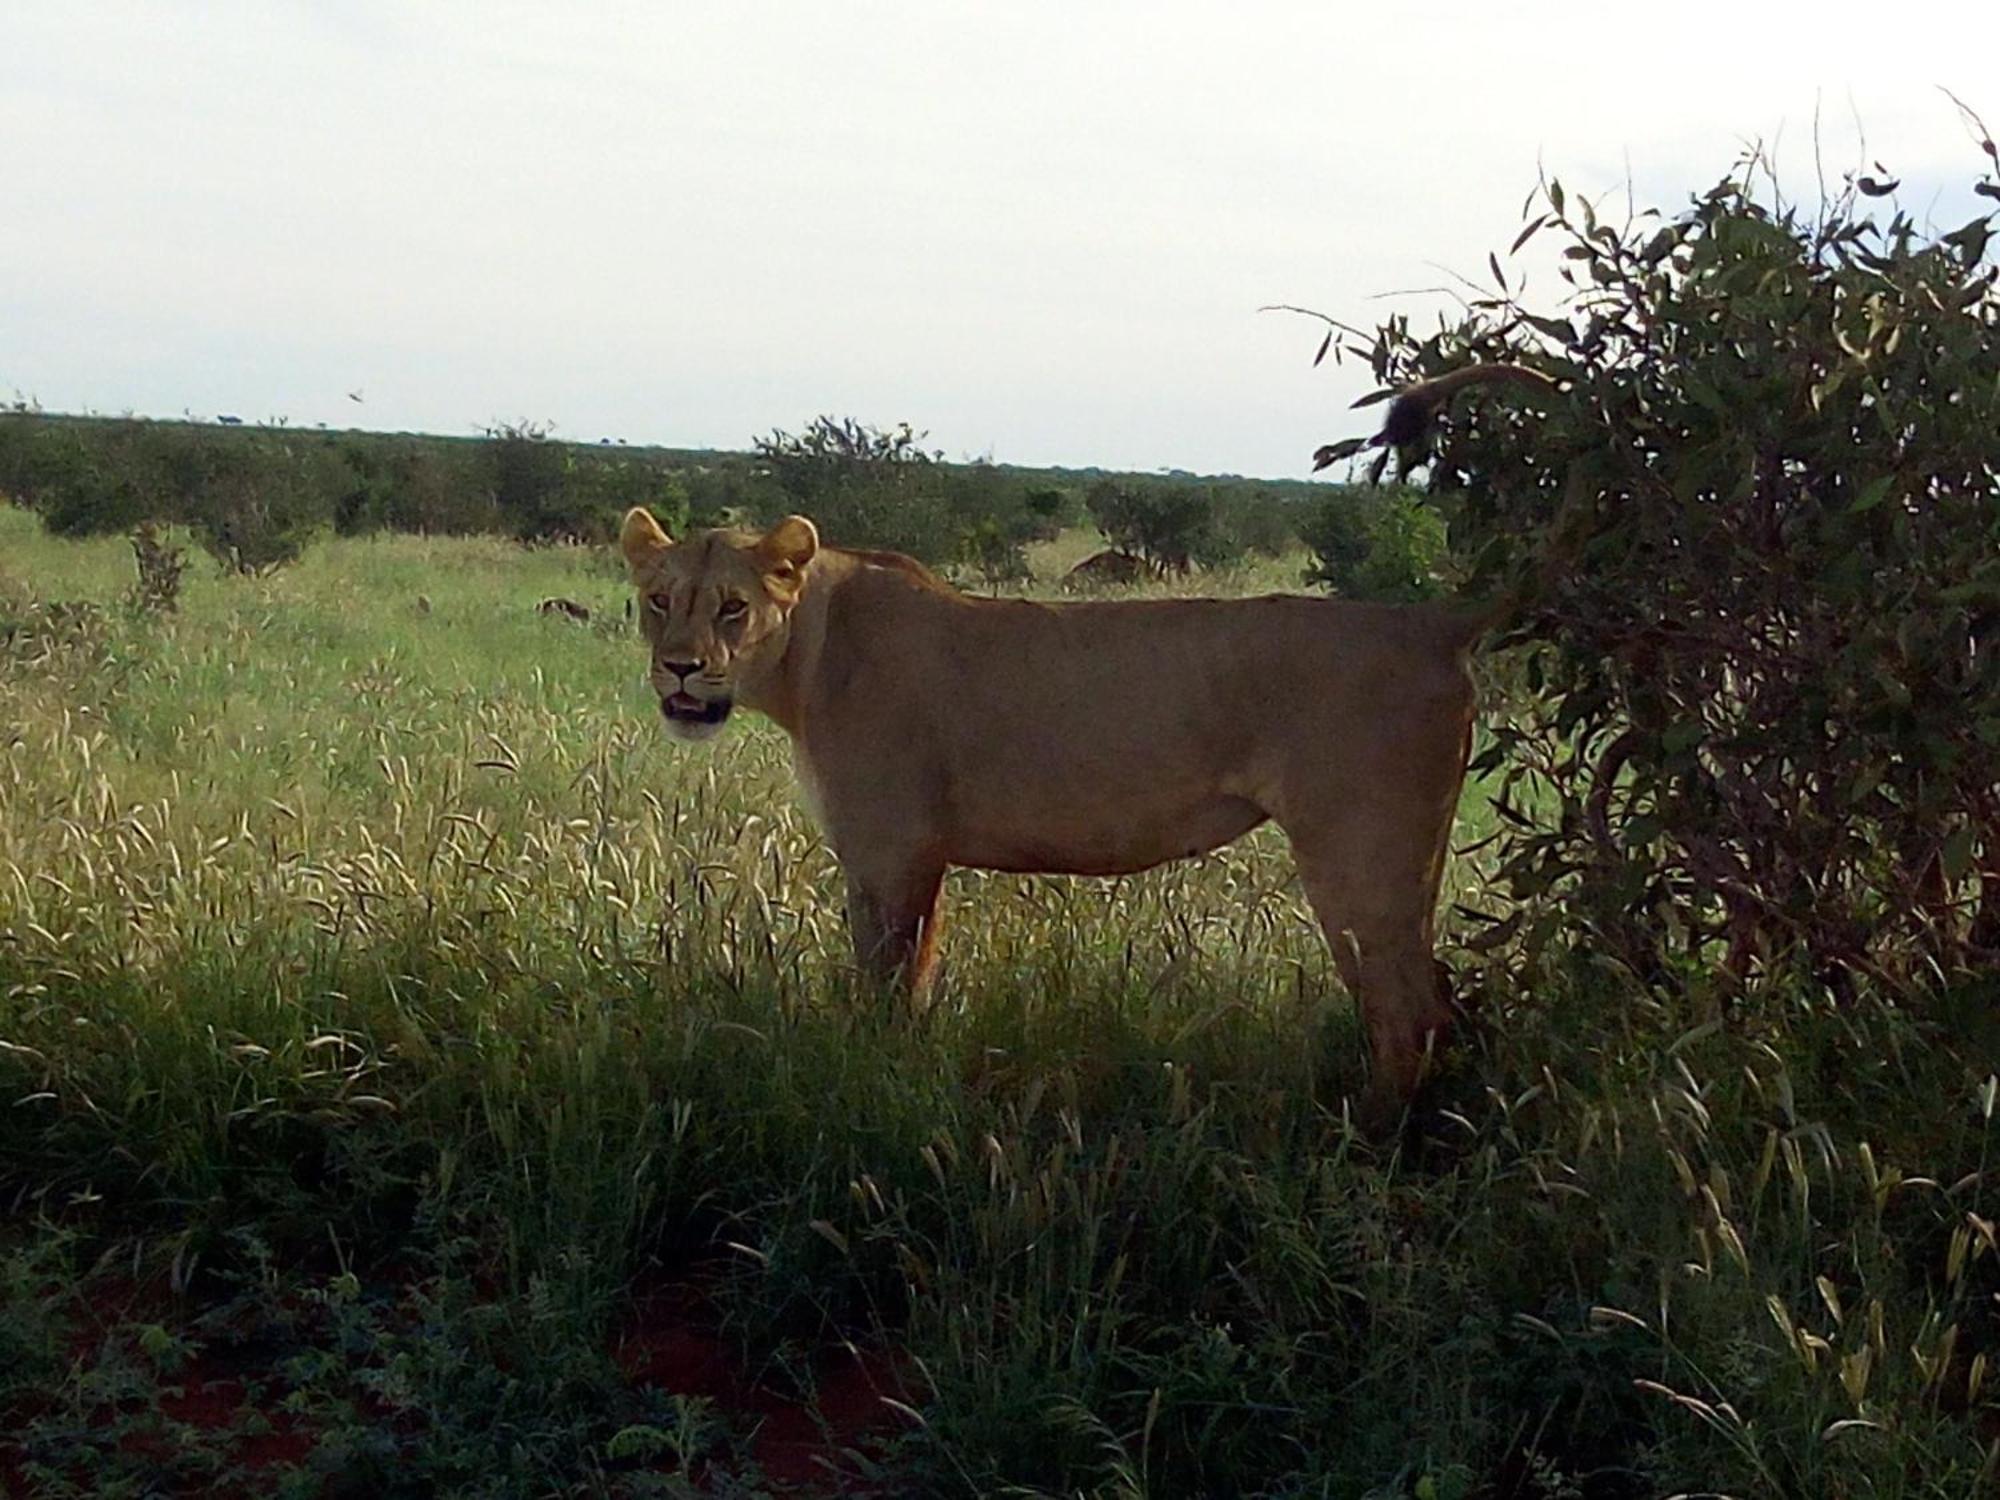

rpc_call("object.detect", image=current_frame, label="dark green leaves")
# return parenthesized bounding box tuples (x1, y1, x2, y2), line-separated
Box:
(1336, 135, 2000, 986)
(1849, 476, 1894, 514)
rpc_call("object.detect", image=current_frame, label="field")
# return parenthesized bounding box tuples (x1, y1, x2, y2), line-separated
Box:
(2, 505, 1996, 1498)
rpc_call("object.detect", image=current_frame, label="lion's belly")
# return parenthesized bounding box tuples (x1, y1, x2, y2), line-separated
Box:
(946, 791, 1269, 877)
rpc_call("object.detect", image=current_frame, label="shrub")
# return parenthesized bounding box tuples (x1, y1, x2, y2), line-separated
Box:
(1301, 485, 1448, 601)
(12, 421, 160, 537)
(681, 460, 788, 530)
(330, 436, 400, 536)
(1320, 133, 2000, 984)
(178, 432, 341, 573)
(1217, 486, 1299, 560)
(1084, 479, 1242, 575)
(755, 416, 962, 563)
(957, 516, 1035, 586)
(391, 444, 501, 535)
(1298, 487, 1372, 593)
(941, 463, 1056, 584)
(557, 454, 689, 544)
(483, 421, 570, 543)
(1022, 486, 1076, 539)
(0, 421, 344, 570)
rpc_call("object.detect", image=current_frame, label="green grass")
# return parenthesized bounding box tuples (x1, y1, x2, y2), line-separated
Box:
(2, 506, 1995, 1497)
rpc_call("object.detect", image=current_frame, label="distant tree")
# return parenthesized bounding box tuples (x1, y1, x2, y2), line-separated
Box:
(755, 416, 961, 562)
(1023, 487, 1073, 539)
(1214, 488, 1296, 560)
(1084, 479, 1241, 575)
(182, 433, 341, 573)
(483, 420, 570, 542)
(1300, 485, 1447, 601)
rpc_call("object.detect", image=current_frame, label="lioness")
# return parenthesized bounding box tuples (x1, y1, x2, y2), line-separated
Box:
(620, 507, 1483, 1108)
(620, 366, 1551, 1106)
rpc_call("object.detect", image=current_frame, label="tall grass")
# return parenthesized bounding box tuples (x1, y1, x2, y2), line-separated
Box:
(2, 506, 1994, 1497)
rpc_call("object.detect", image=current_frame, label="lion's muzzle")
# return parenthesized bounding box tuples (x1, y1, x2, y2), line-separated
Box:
(661, 692, 732, 730)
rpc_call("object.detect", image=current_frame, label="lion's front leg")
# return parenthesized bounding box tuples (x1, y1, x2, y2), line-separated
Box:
(843, 858, 946, 996)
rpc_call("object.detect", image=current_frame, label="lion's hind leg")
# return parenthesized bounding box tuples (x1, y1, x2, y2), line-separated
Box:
(1282, 777, 1462, 1115)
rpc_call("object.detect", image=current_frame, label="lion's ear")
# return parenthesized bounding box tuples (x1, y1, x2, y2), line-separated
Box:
(756, 515, 819, 574)
(620, 507, 672, 572)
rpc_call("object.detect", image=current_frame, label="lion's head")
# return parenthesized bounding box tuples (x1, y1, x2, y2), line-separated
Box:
(619, 507, 819, 742)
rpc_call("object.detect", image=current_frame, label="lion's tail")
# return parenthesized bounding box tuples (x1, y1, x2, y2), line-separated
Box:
(1404, 366, 1566, 644)
(1370, 363, 1557, 452)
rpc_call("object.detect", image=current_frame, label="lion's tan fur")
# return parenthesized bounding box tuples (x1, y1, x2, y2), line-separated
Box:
(621, 507, 1482, 1107)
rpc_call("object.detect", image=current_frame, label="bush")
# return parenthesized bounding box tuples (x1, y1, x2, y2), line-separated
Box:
(558, 454, 689, 545)
(1329, 135, 2000, 985)
(1217, 486, 1298, 560)
(1300, 485, 1448, 601)
(394, 444, 501, 536)
(10, 421, 161, 537)
(956, 516, 1035, 586)
(942, 463, 1060, 584)
(0, 420, 344, 571)
(681, 460, 788, 530)
(177, 432, 342, 573)
(330, 436, 401, 536)
(755, 416, 963, 563)
(1022, 486, 1077, 538)
(333, 438, 499, 537)
(482, 421, 570, 543)
(1084, 479, 1243, 575)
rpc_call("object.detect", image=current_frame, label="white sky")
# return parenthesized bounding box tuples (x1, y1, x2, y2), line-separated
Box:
(2, 2, 1992, 478)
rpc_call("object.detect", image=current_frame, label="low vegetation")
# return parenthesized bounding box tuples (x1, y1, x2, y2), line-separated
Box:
(1, 504, 1993, 1496)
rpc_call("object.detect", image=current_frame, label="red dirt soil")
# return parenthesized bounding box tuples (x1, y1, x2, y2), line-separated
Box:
(2, 1269, 915, 1496)
(155, 1373, 317, 1470)
(612, 1276, 916, 1493)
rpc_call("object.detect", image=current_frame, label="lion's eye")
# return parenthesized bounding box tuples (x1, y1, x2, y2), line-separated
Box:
(647, 593, 671, 613)
(717, 598, 748, 621)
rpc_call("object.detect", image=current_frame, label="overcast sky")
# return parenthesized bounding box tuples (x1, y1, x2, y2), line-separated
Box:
(2, 3, 1992, 477)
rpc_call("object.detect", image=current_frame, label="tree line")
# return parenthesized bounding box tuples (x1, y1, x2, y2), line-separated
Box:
(0, 406, 1445, 597)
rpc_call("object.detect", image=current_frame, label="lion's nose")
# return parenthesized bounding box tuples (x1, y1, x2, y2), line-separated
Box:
(661, 659, 704, 681)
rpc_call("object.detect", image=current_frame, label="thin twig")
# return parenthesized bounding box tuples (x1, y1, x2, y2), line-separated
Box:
(1254, 304, 1374, 342)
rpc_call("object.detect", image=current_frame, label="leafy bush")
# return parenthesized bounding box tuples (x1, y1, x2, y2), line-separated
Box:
(558, 453, 690, 545)
(0, 420, 343, 571)
(1084, 479, 1243, 575)
(1300, 485, 1448, 601)
(680, 460, 788, 530)
(942, 463, 1064, 584)
(1300, 486, 1371, 588)
(395, 444, 502, 535)
(4, 409, 1296, 589)
(1326, 131, 2000, 985)
(5, 420, 161, 537)
(1216, 486, 1299, 559)
(755, 415, 963, 562)
(464, 424, 692, 546)
(176, 431, 342, 574)
(956, 516, 1035, 586)
(483, 421, 571, 543)
(1023, 486, 1078, 537)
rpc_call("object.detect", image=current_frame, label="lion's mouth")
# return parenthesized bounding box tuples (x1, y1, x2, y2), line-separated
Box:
(662, 692, 731, 727)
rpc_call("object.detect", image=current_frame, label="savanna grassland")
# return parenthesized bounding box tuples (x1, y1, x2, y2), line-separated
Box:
(1, 504, 1996, 1499)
